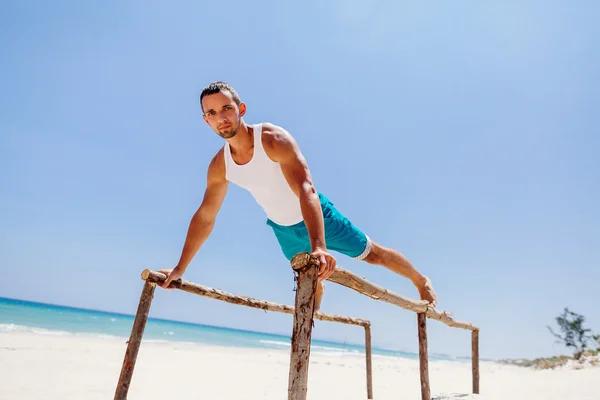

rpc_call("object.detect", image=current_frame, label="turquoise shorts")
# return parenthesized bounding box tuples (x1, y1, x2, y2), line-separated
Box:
(267, 193, 372, 261)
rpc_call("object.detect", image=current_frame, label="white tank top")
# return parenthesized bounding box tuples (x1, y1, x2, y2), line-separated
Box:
(223, 124, 304, 226)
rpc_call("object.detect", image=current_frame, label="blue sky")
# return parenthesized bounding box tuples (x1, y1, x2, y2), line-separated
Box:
(1, 1, 599, 361)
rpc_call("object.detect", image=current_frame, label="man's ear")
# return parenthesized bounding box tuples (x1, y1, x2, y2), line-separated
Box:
(202, 114, 209, 124)
(239, 102, 247, 117)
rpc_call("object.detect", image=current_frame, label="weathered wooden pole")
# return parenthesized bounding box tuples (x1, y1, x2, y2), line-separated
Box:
(141, 269, 369, 327)
(365, 325, 373, 400)
(327, 266, 478, 330)
(114, 281, 156, 400)
(288, 254, 320, 400)
(472, 329, 480, 394)
(281, 254, 480, 330)
(417, 313, 430, 400)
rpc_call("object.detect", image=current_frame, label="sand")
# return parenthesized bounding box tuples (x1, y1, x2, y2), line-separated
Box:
(0, 331, 598, 400)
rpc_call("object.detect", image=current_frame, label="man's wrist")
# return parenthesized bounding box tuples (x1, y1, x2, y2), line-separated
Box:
(312, 244, 327, 253)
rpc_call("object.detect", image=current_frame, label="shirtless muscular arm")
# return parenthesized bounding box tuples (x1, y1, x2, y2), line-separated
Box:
(262, 123, 337, 280)
(160, 149, 228, 289)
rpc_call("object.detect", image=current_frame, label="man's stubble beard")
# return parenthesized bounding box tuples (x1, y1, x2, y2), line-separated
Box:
(218, 122, 239, 139)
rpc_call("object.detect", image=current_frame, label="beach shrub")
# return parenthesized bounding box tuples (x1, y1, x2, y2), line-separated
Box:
(593, 334, 600, 353)
(548, 308, 596, 359)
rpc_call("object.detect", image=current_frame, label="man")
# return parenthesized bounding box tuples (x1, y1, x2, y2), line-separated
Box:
(159, 81, 437, 310)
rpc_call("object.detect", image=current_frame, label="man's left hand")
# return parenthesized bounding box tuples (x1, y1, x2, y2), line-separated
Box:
(312, 248, 337, 281)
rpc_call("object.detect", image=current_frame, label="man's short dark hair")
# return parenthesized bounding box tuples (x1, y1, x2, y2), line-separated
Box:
(200, 81, 242, 113)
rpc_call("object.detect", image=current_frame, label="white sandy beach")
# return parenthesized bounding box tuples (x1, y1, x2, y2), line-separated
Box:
(0, 331, 598, 400)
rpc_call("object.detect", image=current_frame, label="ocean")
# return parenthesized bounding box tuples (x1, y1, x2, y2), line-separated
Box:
(0, 296, 458, 361)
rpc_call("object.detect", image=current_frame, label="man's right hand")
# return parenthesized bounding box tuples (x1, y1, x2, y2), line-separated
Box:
(158, 266, 184, 289)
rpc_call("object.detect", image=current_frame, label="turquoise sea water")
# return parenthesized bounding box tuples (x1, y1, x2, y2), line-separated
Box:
(0, 296, 459, 361)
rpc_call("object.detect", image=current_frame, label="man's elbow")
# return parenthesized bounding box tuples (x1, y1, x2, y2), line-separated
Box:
(299, 181, 318, 199)
(193, 208, 217, 227)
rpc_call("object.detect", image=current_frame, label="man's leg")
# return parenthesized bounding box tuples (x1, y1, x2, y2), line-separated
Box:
(318, 193, 438, 307)
(361, 242, 437, 307)
(315, 280, 325, 312)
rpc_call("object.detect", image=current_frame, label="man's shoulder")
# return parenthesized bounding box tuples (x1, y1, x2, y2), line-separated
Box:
(260, 122, 295, 148)
(259, 122, 302, 163)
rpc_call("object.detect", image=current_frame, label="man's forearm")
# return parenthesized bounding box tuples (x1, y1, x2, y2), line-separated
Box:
(298, 186, 326, 252)
(176, 214, 215, 271)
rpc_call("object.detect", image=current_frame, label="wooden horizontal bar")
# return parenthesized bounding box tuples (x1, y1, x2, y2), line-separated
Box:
(292, 253, 479, 331)
(141, 269, 370, 327)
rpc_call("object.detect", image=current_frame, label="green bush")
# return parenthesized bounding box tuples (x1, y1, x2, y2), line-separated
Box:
(547, 308, 596, 360)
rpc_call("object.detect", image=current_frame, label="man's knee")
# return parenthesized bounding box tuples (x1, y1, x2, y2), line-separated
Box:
(363, 242, 386, 264)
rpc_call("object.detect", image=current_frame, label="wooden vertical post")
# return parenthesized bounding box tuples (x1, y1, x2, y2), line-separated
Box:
(114, 281, 156, 400)
(472, 329, 480, 394)
(417, 313, 430, 400)
(365, 325, 373, 399)
(288, 254, 319, 400)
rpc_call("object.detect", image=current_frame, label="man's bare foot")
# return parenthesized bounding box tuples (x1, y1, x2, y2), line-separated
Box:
(416, 276, 437, 308)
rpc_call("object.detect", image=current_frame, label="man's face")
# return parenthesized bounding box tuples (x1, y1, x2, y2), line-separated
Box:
(201, 90, 246, 139)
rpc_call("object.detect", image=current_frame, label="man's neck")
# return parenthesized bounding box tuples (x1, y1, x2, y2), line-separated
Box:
(226, 121, 253, 153)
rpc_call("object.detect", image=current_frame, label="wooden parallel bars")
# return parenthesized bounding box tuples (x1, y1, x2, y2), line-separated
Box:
(115, 252, 479, 400)
(290, 253, 480, 400)
(114, 268, 373, 400)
